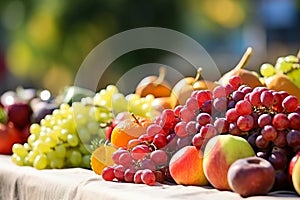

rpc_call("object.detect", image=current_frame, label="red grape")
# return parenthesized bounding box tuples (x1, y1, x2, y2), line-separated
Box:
(140, 159, 156, 171)
(229, 122, 242, 136)
(174, 105, 183, 117)
(131, 144, 151, 161)
(199, 124, 217, 139)
(213, 97, 227, 112)
(196, 113, 212, 126)
(185, 121, 200, 135)
(255, 135, 270, 149)
(153, 133, 167, 148)
(229, 75, 242, 89)
(261, 125, 277, 141)
(225, 83, 235, 96)
(195, 90, 212, 107)
(272, 113, 289, 131)
(134, 170, 144, 184)
(124, 168, 136, 182)
(273, 131, 287, 147)
(235, 100, 252, 115)
(288, 112, 300, 130)
(186, 97, 199, 111)
(174, 121, 188, 137)
(214, 117, 229, 133)
(118, 151, 133, 167)
(258, 113, 272, 128)
(249, 91, 261, 106)
(192, 133, 205, 149)
(141, 169, 156, 186)
(114, 165, 126, 181)
(127, 139, 143, 149)
(201, 99, 212, 114)
(161, 109, 175, 124)
(179, 106, 195, 122)
(150, 150, 168, 166)
(226, 108, 239, 123)
(102, 166, 115, 181)
(112, 149, 128, 165)
(286, 129, 300, 148)
(282, 95, 298, 113)
(232, 91, 245, 102)
(213, 85, 227, 98)
(260, 90, 274, 107)
(146, 124, 165, 137)
(237, 114, 254, 132)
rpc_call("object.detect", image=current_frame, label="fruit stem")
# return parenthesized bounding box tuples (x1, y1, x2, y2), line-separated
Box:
(131, 113, 141, 126)
(154, 66, 166, 85)
(193, 67, 203, 84)
(297, 48, 300, 59)
(235, 47, 253, 70)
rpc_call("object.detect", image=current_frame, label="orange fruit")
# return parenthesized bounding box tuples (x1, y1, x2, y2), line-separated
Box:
(90, 144, 116, 175)
(110, 115, 152, 148)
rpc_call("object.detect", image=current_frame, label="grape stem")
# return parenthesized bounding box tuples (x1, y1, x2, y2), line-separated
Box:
(297, 48, 300, 59)
(192, 67, 203, 85)
(131, 113, 141, 126)
(235, 47, 253, 70)
(153, 66, 167, 85)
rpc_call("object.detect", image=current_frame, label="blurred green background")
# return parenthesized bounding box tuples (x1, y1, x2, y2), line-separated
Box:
(0, 0, 299, 95)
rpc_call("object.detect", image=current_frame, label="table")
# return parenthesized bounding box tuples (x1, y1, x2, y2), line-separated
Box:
(0, 155, 298, 200)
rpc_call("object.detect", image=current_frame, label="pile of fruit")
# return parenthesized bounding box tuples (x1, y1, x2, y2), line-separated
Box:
(7, 48, 300, 197)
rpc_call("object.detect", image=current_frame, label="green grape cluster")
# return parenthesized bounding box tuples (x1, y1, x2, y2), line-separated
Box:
(260, 54, 300, 87)
(11, 85, 156, 169)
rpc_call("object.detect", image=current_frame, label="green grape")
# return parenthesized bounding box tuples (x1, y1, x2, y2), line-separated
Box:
(49, 158, 64, 169)
(46, 150, 57, 161)
(275, 61, 293, 73)
(260, 63, 276, 77)
(11, 154, 24, 166)
(81, 154, 91, 168)
(68, 150, 82, 167)
(67, 134, 79, 147)
(285, 55, 299, 63)
(112, 93, 128, 114)
(12, 143, 28, 157)
(27, 134, 37, 145)
(87, 121, 100, 135)
(55, 144, 67, 158)
(33, 154, 48, 169)
(30, 123, 41, 135)
(58, 128, 68, 141)
(79, 144, 90, 155)
(33, 140, 51, 153)
(27, 150, 38, 163)
(77, 127, 91, 143)
(287, 68, 300, 87)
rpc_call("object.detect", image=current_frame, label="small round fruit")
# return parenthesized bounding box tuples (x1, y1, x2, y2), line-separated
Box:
(227, 157, 275, 197)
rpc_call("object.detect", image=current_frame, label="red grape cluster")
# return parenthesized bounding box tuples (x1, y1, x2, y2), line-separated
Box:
(102, 75, 300, 189)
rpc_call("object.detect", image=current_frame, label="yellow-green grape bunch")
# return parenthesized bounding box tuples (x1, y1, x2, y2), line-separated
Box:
(260, 54, 300, 88)
(12, 103, 92, 169)
(93, 85, 156, 120)
(11, 84, 156, 169)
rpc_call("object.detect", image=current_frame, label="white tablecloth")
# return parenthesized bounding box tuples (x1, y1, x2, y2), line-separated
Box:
(0, 155, 298, 200)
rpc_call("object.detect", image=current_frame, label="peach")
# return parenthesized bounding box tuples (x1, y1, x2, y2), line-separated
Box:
(203, 134, 255, 190)
(169, 145, 208, 186)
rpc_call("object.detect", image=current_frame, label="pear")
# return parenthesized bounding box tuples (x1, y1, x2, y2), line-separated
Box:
(170, 67, 217, 108)
(218, 47, 264, 88)
(135, 67, 172, 98)
(264, 72, 300, 101)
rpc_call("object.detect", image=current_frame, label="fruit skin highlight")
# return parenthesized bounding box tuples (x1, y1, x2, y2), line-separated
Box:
(203, 134, 255, 190)
(169, 145, 208, 186)
(227, 156, 275, 197)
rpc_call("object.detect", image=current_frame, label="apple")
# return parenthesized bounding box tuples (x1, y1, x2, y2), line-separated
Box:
(203, 134, 255, 190)
(227, 156, 275, 197)
(0, 122, 24, 154)
(169, 145, 208, 186)
(5, 102, 32, 130)
(289, 151, 300, 195)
